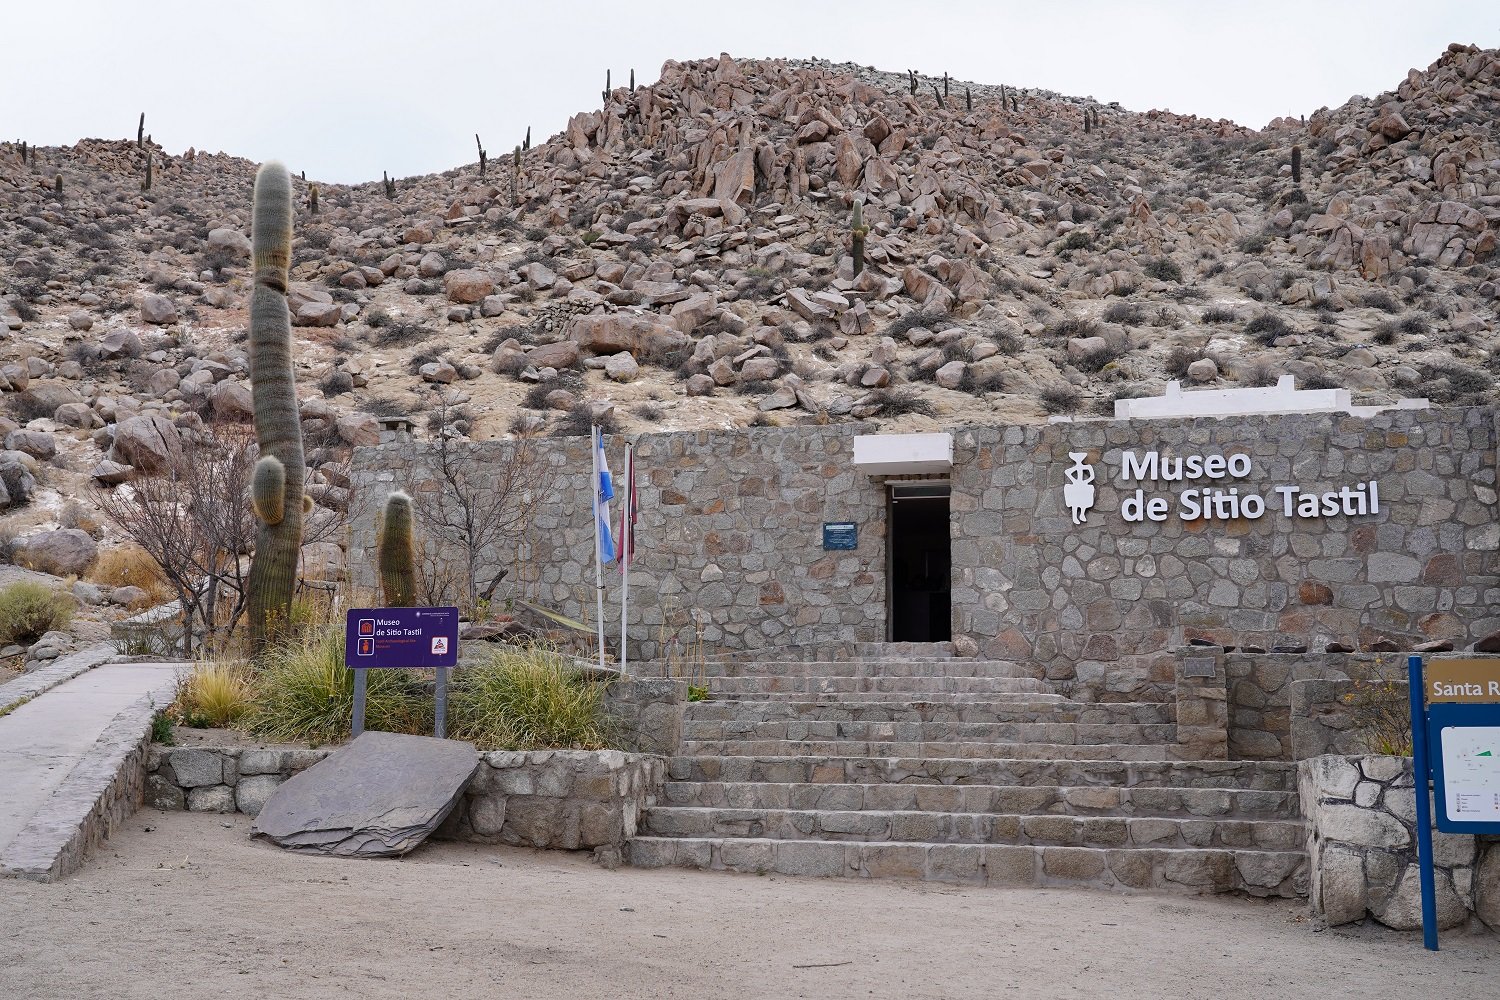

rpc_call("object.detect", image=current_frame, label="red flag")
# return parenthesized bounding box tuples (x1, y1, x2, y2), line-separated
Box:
(617, 446, 637, 569)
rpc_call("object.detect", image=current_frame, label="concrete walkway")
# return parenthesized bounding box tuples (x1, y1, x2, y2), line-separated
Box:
(0, 659, 180, 879)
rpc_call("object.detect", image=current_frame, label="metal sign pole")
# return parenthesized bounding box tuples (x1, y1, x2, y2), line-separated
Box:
(353, 667, 368, 738)
(1406, 654, 1439, 952)
(435, 666, 448, 740)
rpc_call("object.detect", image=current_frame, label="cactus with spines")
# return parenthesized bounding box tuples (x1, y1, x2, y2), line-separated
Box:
(308, 182, 319, 215)
(54, 174, 62, 198)
(475, 133, 487, 178)
(142, 151, 152, 191)
(383, 170, 395, 199)
(943, 72, 949, 98)
(1084, 107, 1091, 134)
(20, 140, 27, 164)
(908, 69, 918, 96)
(378, 491, 417, 608)
(1291, 144, 1302, 185)
(603, 69, 611, 104)
(511, 145, 521, 205)
(245, 162, 306, 656)
(931, 83, 943, 109)
(629, 68, 635, 92)
(137, 112, 145, 147)
(524, 126, 531, 151)
(850, 198, 869, 277)
(965, 87, 971, 112)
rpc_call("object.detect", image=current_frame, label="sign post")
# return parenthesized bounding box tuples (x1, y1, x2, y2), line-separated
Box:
(344, 607, 460, 738)
(1407, 654, 1500, 952)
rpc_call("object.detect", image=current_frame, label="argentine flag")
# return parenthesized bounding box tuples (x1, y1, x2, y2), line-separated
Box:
(593, 426, 616, 566)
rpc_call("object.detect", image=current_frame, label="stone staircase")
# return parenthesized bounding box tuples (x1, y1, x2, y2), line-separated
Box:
(628, 653, 1308, 896)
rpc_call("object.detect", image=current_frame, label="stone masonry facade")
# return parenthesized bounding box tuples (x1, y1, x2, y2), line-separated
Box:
(349, 407, 1498, 699)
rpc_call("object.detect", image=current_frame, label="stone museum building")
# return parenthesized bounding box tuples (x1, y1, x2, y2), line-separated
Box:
(350, 387, 1498, 705)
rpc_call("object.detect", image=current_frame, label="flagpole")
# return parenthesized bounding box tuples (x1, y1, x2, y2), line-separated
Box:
(619, 441, 633, 675)
(590, 425, 607, 670)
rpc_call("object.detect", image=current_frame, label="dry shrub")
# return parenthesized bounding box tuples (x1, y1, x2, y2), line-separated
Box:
(449, 644, 610, 751)
(175, 662, 254, 728)
(90, 544, 172, 605)
(0, 581, 74, 645)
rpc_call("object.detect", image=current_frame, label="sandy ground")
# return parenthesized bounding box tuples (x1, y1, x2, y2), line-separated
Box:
(0, 812, 1494, 1000)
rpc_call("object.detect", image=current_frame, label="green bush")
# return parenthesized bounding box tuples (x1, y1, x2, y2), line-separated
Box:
(245, 627, 431, 744)
(449, 645, 610, 751)
(0, 581, 74, 646)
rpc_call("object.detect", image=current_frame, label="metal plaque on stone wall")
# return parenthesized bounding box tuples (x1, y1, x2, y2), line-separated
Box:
(1183, 657, 1217, 679)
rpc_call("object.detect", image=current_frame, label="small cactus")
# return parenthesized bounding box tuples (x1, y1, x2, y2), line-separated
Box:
(137, 112, 145, 148)
(141, 151, 153, 192)
(377, 491, 417, 608)
(603, 69, 611, 104)
(475, 133, 487, 178)
(1084, 107, 1091, 134)
(931, 83, 943, 109)
(524, 126, 531, 151)
(850, 198, 869, 277)
(308, 182, 319, 215)
(1291, 144, 1302, 185)
(965, 87, 972, 112)
(943, 72, 949, 98)
(908, 69, 918, 96)
(629, 68, 635, 92)
(383, 171, 395, 199)
(53, 174, 62, 198)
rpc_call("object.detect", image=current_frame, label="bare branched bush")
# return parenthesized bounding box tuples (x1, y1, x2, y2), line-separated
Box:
(408, 396, 555, 615)
(95, 423, 257, 656)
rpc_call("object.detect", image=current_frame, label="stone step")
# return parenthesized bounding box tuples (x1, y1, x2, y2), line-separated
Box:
(686, 700, 1175, 726)
(708, 690, 1067, 704)
(641, 807, 1307, 851)
(659, 781, 1303, 820)
(703, 676, 1055, 697)
(667, 755, 1298, 791)
(626, 836, 1307, 898)
(684, 720, 1177, 745)
(690, 660, 1035, 679)
(679, 739, 1180, 760)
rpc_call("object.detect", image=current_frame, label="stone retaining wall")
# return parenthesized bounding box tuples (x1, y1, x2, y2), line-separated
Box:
(1299, 754, 1500, 930)
(146, 744, 664, 853)
(605, 678, 686, 755)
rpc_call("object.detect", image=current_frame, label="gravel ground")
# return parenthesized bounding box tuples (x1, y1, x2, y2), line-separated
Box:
(0, 811, 1494, 1000)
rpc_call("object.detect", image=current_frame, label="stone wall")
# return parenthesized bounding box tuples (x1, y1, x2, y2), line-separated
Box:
(1299, 754, 1500, 930)
(604, 678, 687, 755)
(350, 426, 888, 661)
(348, 407, 1498, 689)
(953, 408, 1498, 699)
(146, 744, 664, 853)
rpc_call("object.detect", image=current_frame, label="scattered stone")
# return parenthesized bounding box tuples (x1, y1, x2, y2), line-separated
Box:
(12, 528, 99, 576)
(140, 294, 177, 325)
(253, 731, 479, 857)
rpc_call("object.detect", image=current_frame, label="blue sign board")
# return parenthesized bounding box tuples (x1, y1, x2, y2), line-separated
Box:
(344, 607, 460, 669)
(1407, 655, 1500, 951)
(823, 522, 857, 550)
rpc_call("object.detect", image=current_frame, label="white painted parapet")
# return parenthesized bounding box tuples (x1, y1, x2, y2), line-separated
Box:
(852, 432, 954, 476)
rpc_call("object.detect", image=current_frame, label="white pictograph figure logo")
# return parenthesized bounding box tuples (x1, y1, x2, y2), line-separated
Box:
(431, 636, 449, 656)
(1063, 452, 1096, 525)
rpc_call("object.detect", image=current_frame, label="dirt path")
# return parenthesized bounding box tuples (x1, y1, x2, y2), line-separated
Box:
(0, 812, 1493, 1000)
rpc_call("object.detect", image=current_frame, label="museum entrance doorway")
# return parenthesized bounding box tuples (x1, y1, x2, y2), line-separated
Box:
(887, 483, 951, 642)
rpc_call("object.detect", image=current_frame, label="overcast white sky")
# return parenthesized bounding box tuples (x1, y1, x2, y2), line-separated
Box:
(3, 1, 1494, 183)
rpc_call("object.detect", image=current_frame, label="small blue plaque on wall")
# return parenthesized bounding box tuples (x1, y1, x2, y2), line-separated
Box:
(823, 522, 857, 550)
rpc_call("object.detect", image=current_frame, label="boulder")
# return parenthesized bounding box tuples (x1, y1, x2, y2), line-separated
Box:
(252, 731, 479, 857)
(112, 414, 182, 472)
(140, 294, 178, 325)
(207, 227, 252, 257)
(444, 269, 495, 304)
(336, 412, 381, 447)
(526, 341, 580, 370)
(569, 313, 689, 359)
(604, 352, 639, 382)
(209, 380, 255, 421)
(4, 429, 56, 460)
(13, 528, 99, 576)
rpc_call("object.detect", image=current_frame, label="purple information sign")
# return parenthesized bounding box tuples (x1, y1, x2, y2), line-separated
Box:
(344, 607, 460, 669)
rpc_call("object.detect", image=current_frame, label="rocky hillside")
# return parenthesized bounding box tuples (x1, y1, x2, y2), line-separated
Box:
(1, 45, 1498, 545)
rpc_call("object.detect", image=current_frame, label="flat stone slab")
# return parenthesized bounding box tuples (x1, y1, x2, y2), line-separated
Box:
(252, 731, 478, 857)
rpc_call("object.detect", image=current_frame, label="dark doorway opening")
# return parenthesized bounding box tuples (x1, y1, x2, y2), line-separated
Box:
(888, 484, 951, 642)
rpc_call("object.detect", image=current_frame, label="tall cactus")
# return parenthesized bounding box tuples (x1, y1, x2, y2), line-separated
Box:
(378, 491, 417, 608)
(850, 198, 869, 277)
(245, 162, 306, 655)
(1291, 144, 1302, 185)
